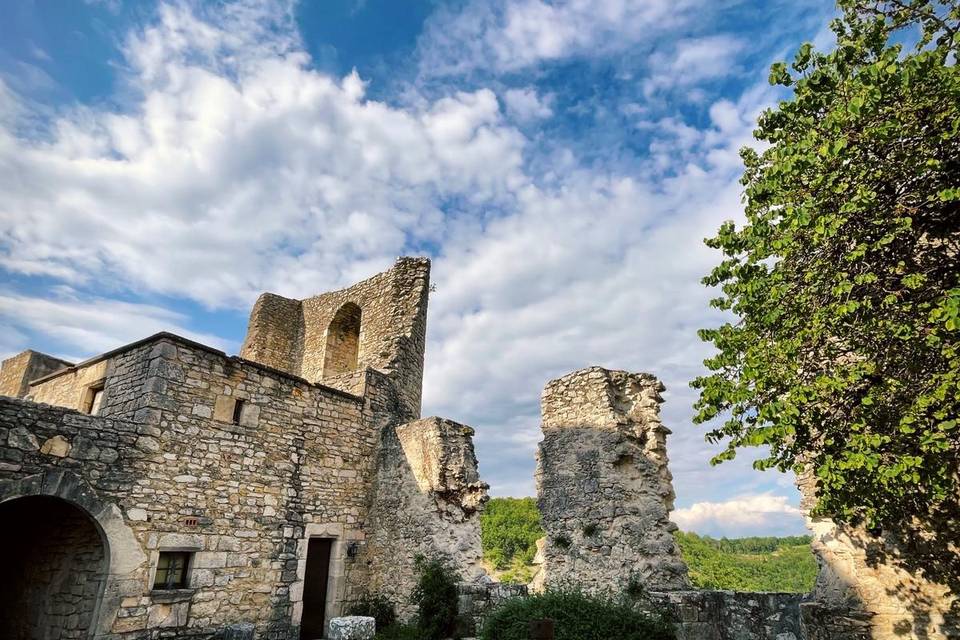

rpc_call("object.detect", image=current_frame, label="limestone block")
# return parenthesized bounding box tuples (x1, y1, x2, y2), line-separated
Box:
(40, 435, 71, 457)
(328, 616, 375, 640)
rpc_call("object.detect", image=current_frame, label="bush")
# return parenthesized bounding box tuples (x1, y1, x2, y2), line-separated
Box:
(411, 555, 460, 640)
(374, 624, 421, 640)
(480, 588, 675, 640)
(347, 592, 397, 631)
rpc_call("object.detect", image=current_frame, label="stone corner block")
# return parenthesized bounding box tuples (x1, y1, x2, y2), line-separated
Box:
(328, 616, 375, 640)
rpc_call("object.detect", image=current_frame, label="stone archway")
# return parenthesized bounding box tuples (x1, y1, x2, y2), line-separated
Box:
(0, 470, 148, 639)
(323, 302, 362, 377)
(0, 495, 107, 639)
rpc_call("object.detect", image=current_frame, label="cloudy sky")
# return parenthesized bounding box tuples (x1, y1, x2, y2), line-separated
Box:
(0, 0, 836, 537)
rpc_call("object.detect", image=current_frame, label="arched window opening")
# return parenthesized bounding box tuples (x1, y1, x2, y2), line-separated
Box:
(0, 495, 108, 638)
(323, 302, 362, 377)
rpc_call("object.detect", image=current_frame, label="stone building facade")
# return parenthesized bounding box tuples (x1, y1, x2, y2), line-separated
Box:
(0, 257, 488, 640)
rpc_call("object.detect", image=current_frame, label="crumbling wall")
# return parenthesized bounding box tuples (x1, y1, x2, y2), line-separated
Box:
(535, 367, 690, 593)
(797, 471, 959, 640)
(365, 417, 489, 617)
(0, 350, 72, 399)
(239, 257, 430, 420)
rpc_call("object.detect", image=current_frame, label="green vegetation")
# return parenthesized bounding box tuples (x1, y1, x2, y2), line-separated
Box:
(411, 555, 461, 640)
(479, 588, 675, 640)
(480, 497, 543, 584)
(347, 592, 397, 631)
(674, 532, 817, 592)
(480, 498, 817, 592)
(365, 556, 463, 640)
(692, 0, 960, 587)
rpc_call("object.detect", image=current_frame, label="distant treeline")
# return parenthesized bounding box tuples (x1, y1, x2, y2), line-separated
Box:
(480, 497, 817, 592)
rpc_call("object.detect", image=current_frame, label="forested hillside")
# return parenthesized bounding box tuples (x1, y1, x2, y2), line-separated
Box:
(674, 531, 816, 592)
(480, 498, 817, 592)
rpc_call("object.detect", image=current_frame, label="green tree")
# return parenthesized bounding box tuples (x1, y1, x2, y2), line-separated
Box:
(693, 0, 960, 588)
(480, 497, 543, 571)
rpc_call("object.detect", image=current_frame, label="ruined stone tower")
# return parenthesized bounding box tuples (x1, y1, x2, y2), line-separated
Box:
(534, 367, 690, 593)
(241, 256, 430, 420)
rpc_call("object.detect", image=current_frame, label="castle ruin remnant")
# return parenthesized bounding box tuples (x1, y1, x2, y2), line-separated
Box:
(796, 470, 959, 640)
(0, 257, 488, 639)
(535, 367, 691, 592)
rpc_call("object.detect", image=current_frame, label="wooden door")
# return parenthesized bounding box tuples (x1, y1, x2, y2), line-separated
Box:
(300, 538, 333, 640)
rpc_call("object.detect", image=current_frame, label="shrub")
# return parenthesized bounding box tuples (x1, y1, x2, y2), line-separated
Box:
(347, 592, 397, 631)
(552, 533, 571, 549)
(582, 523, 598, 537)
(479, 588, 675, 640)
(411, 555, 460, 640)
(374, 623, 421, 640)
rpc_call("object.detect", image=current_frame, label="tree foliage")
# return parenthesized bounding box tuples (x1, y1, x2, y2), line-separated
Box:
(480, 497, 543, 581)
(693, 0, 960, 584)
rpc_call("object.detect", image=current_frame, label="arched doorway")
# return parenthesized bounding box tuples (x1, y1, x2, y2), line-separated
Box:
(0, 495, 108, 639)
(323, 302, 362, 377)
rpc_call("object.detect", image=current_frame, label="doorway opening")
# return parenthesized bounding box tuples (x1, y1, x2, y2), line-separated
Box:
(300, 537, 334, 640)
(0, 495, 108, 639)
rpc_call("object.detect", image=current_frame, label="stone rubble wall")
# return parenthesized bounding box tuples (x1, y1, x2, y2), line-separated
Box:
(643, 590, 804, 640)
(457, 582, 528, 637)
(0, 350, 73, 399)
(240, 257, 430, 420)
(364, 417, 489, 618)
(535, 367, 690, 594)
(796, 470, 959, 640)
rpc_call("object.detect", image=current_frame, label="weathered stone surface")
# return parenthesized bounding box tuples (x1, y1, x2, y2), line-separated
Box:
(796, 469, 959, 640)
(240, 257, 431, 420)
(328, 615, 375, 640)
(0, 350, 72, 399)
(365, 416, 489, 616)
(534, 367, 690, 593)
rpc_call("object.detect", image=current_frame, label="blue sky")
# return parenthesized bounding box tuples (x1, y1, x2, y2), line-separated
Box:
(0, 0, 837, 537)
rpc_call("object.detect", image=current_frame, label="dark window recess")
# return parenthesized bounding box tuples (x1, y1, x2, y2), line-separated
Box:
(153, 552, 192, 590)
(232, 399, 245, 425)
(85, 385, 105, 415)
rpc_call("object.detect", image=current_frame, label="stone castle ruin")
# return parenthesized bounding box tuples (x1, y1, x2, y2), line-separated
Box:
(0, 257, 956, 639)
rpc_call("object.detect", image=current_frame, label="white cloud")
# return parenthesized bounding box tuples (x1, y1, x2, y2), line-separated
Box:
(502, 88, 553, 122)
(415, 0, 703, 77)
(672, 493, 808, 537)
(0, 291, 235, 359)
(643, 35, 746, 98)
(0, 4, 526, 308)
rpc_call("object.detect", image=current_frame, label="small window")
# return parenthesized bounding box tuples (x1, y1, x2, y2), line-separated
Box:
(232, 399, 245, 425)
(84, 383, 105, 415)
(153, 551, 192, 590)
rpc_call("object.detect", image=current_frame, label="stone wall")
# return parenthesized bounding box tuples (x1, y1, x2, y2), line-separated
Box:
(364, 417, 489, 616)
(796, 471, 959, 640)
(0, 349, 73, 399)
(240, 257, 430, 420)
(535, 367, 690, 593)
(365, 417, 489, 612)
(644, 590, 804, 640)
